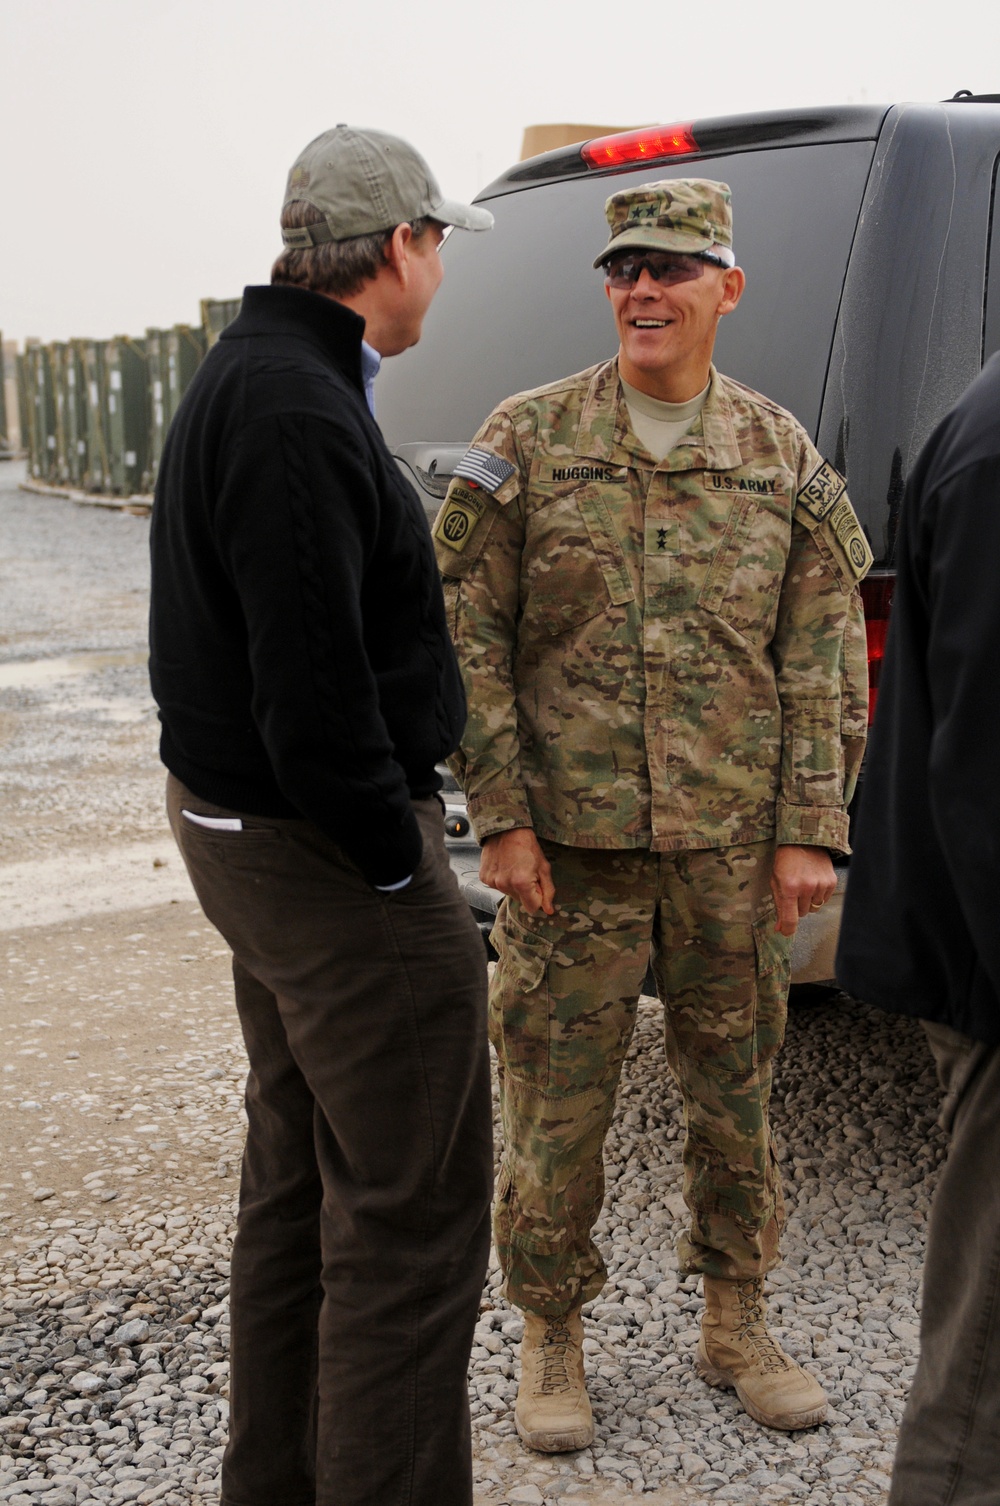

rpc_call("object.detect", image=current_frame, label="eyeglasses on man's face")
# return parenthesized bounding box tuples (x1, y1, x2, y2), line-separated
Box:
(602, 249, 729, 289)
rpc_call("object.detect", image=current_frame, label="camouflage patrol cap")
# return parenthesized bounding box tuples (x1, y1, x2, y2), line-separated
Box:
(281, 125, 493, 248)
(593, 178, 734, 268)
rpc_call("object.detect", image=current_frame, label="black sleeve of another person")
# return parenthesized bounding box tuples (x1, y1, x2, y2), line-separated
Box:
(216, 411, 424, 888)
(921, 449, 1000, 1001)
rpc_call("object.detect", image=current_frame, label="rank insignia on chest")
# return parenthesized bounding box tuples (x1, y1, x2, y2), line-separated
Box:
(797, 460, 846, 521)
(434, 483, 487, 553)
(644, 517, 677, 556)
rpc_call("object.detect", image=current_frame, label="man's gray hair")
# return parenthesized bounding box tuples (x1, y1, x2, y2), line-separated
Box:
(272, 201, 431, 298)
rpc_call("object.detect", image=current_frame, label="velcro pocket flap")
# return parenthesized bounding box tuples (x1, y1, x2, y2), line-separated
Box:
(698, 494, 758, 615)
(490, 917, 552, 991)
(751, 896, 787, 979)
(573, 485, 635, 607)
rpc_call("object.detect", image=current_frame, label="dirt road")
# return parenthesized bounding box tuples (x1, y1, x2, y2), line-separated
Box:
(0, 466, 249, 1233)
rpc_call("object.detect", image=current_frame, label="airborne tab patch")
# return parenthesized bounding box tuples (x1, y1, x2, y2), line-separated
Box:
(433, 483, 487, 554)
(797, 460, 846, 521)
(829, 497, 859, 547)
(825, 493, 873, 578)
(454, 447, 517, 494)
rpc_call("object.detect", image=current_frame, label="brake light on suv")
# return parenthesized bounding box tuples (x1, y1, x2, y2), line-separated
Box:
(859, 573, 895, 722)
(582, 124, 699, 169)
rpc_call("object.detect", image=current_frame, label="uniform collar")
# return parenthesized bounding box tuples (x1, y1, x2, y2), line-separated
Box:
(575, 359, 744, 473)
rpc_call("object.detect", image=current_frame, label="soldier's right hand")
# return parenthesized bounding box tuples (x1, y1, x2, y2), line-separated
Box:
(480, 828, 556, 916)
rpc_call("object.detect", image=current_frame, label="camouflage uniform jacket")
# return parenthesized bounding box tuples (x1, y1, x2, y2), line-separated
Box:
(433, 360, 871, 856)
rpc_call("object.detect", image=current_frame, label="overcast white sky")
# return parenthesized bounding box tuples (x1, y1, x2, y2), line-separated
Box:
(2, 0, 998, 344)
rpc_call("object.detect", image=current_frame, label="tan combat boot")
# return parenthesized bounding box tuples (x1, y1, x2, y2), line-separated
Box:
(514, 1307, 594, 1452)
(696, 1276, 828, 1430)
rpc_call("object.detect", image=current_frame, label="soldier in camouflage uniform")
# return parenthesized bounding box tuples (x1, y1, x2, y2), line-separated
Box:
(433, 179, 871, 1449)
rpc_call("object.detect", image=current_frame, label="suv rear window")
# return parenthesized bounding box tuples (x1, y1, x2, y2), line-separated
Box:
(378, 140, 876, 449)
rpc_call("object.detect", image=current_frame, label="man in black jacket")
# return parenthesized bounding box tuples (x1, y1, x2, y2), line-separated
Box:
(149, 126, 494, 1506)
(837, 353, 1000, 1506)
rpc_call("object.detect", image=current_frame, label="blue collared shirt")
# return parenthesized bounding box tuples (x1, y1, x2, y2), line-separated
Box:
(360, 340, 381, 416)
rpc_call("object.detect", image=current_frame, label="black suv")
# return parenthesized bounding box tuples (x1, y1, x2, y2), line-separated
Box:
(376, 96, 1000, 979)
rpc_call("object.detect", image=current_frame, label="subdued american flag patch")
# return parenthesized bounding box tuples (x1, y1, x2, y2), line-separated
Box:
(454, 447, 517, 494)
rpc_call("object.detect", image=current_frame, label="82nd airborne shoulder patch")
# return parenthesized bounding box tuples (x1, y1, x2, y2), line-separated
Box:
(433, 482, 488, 553)
(846, 531, 874, 577)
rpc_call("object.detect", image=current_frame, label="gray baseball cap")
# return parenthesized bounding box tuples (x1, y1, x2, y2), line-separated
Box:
(281, 125, 494, 248)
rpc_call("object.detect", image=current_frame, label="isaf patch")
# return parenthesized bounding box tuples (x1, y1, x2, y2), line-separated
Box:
(797, 460, 846, 521)
(794, 461, 872, 581)
(433, 483, 487, 554)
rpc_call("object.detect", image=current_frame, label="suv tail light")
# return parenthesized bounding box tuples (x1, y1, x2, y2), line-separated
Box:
(582, 124, 699, 169)
(859, 573, 895, 722)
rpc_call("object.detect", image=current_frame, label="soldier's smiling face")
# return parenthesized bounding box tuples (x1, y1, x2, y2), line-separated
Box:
(605, 257, 744, 402)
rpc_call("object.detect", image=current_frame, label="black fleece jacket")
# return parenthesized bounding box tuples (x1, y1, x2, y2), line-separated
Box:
(836, 353, 1000, 1042)
(148, 284, 466, 887)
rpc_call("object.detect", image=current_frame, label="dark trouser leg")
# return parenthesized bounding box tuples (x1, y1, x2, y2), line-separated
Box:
(227, 957, 322, 1500)
(889, 1025, 1000, 1506)
(653, 842, 789, 1281)
(167, 777, 493, 1506)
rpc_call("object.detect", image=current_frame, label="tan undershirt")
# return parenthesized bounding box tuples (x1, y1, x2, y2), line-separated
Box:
(621, 377, 710, 463)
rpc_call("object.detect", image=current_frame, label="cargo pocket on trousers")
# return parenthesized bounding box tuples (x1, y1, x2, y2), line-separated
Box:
(489, 913, 554, 1088)
(751, 897, 791, 1069)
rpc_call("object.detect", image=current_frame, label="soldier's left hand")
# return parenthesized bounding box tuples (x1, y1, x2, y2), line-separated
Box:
(770, 844, 837, 937)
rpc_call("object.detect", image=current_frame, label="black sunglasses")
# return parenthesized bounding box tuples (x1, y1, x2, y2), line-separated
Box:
(602, 249, 728, 289)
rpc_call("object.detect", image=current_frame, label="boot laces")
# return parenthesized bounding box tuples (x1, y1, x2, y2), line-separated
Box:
(538, 1318, 575, 1395)
(735, 1281, 788, 1375)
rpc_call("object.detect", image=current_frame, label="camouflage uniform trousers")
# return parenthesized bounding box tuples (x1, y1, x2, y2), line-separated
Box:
(489, 838, 791, 1317)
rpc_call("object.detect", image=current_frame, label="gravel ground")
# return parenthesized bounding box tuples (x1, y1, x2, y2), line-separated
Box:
(0, 463, 944, 1506)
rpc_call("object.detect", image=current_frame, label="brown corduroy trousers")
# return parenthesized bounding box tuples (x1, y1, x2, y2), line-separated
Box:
(889, 1022, 1000, 1506)
(166, 775, 493, 1506)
